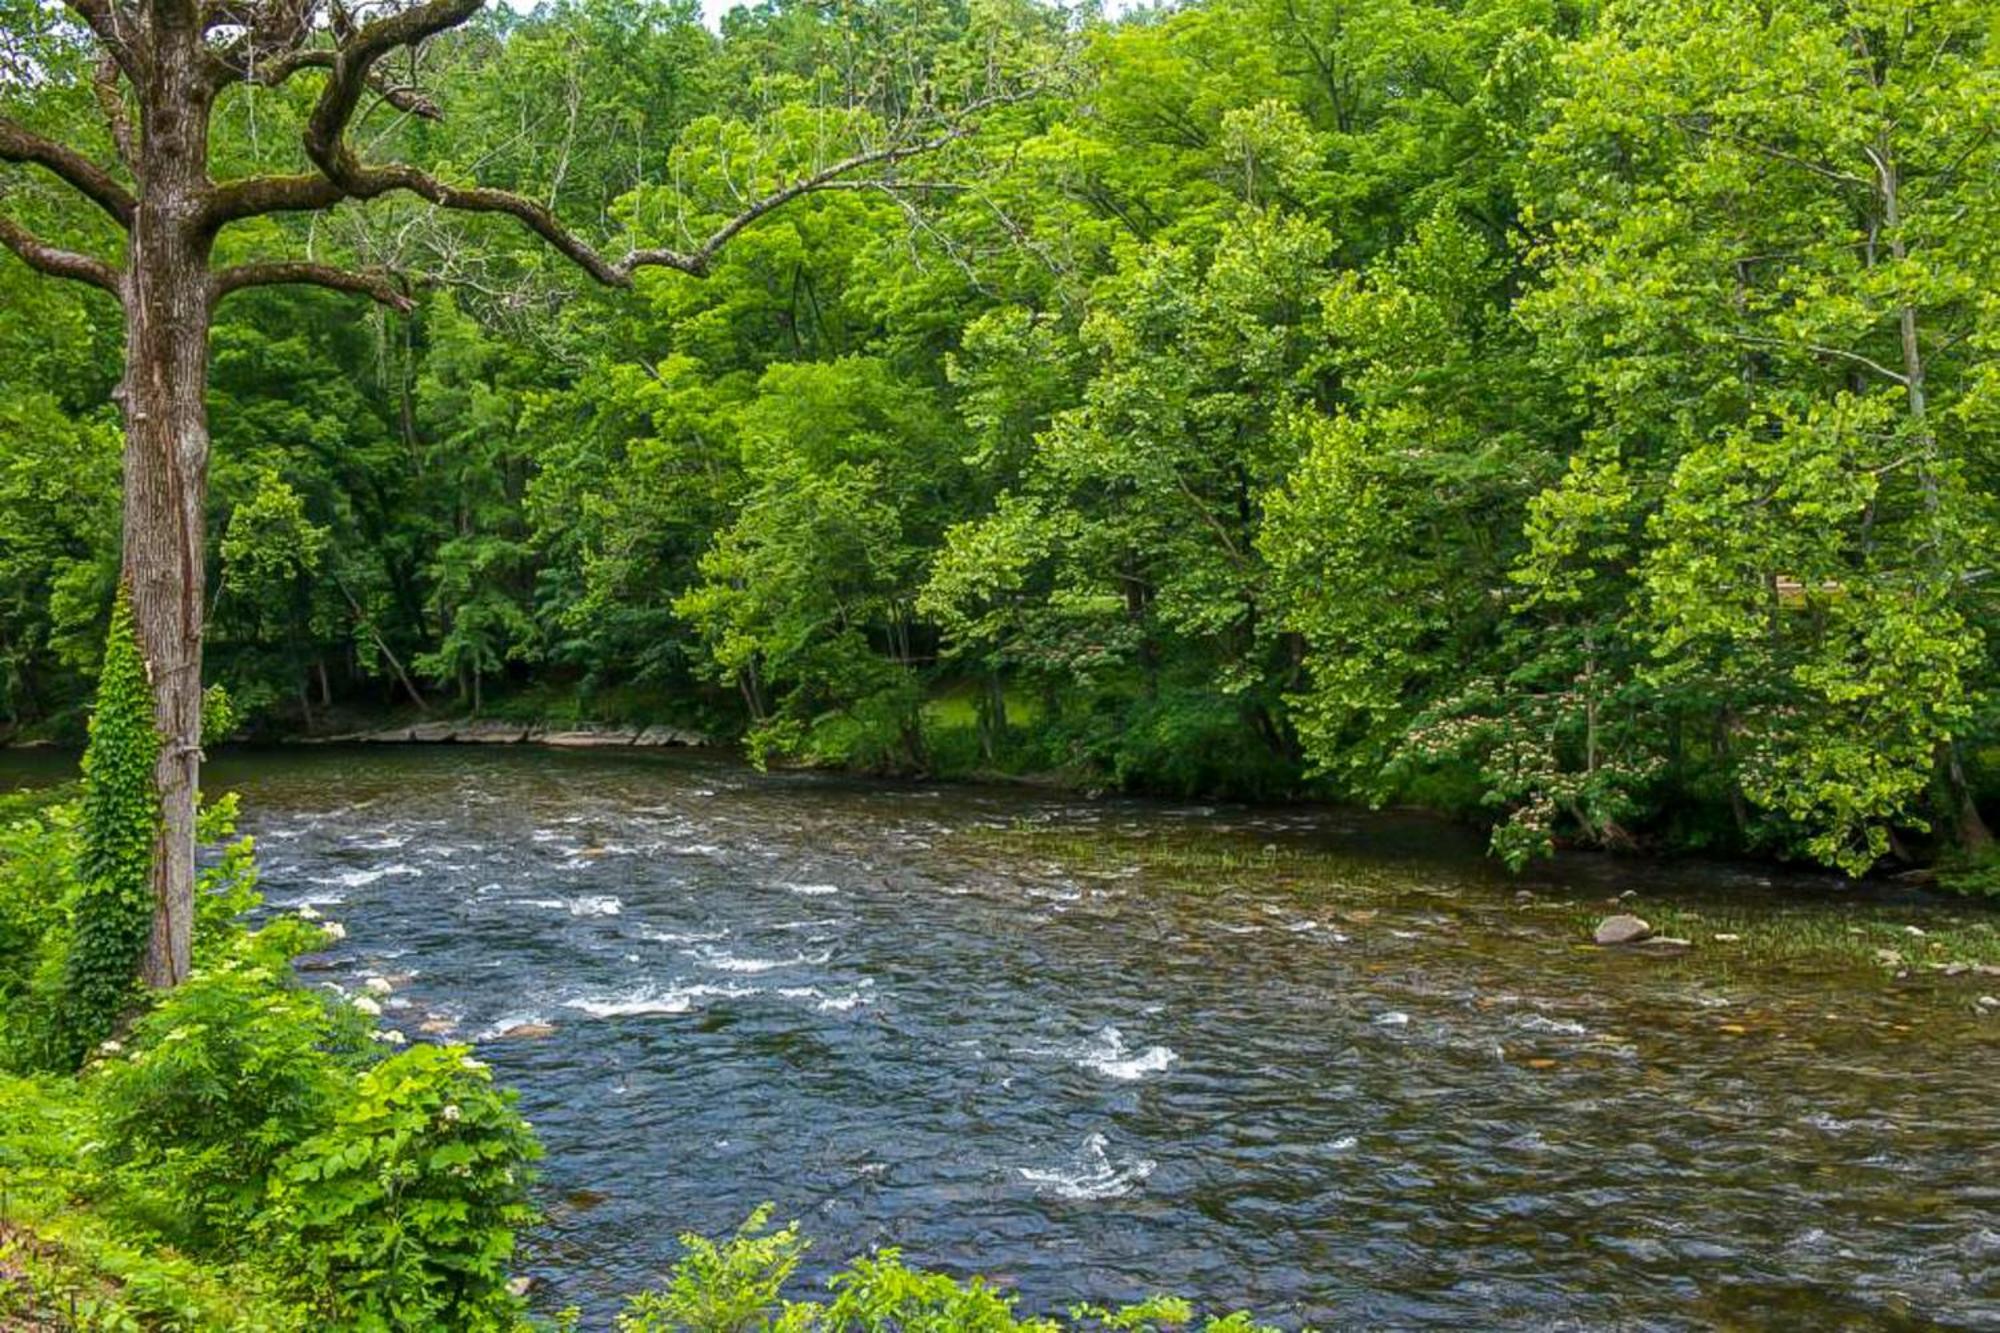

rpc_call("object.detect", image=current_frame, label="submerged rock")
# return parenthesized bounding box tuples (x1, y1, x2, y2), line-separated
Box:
(1594, 914, 1653, 946)
(494, 1021, 558, 1040)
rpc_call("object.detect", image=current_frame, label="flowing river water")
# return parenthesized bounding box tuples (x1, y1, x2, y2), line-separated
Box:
(36, 746, 2000, 1328)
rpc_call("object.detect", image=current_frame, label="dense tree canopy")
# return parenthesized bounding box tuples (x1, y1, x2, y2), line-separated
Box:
(8, 0, 2000, 881)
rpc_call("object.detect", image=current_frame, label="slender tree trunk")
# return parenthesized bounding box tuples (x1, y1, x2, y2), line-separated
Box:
(124, 30, 215, 990)
(1875, 137, 1994, 852)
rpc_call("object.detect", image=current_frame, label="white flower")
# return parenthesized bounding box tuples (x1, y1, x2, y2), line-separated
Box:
(322, 922, 347, 942)
(364, 977, 394, 996)
(370, 1028, 407, 1045)
(441, 1104, 462, 1123)
(97, 1039, 123, 1055)
(352, 996, 383, 1017)
(296, 905, 321, 921)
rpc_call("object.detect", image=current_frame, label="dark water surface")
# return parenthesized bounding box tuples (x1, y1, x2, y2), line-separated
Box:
(34, 747, 2000, 1328)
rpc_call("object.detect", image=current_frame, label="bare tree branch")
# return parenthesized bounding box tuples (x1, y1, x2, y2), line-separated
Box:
(617, 128, 983, 279)
(214, 45, 443, 120)
(1730, 331, 1910, 386)
(214, 258, 412, 309)
(0, 116, 136, 225)
(202, 0, 271, 31)
(1669, 116, 1871, 189)
(0, 212, 122, 295)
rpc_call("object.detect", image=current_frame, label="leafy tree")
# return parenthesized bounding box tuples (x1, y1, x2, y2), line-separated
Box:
(1518, 0, 2000, 869)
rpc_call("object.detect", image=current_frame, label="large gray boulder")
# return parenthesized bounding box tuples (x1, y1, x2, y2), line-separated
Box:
(1594, 913, 1653, 946)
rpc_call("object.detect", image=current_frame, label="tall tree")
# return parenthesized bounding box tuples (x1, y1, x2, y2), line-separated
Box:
(0, 0, 1025, 986)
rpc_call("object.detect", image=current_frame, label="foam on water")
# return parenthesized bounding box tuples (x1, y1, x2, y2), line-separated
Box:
(1019, 1132, 1156, 1201)
(638, 925, 728, 944)
(775, 984, 876, 1013)
(1514, 1014, 1588, 1036)
(308, 863, 422, 888)
(565, 983, 756, 1017)
(688, 945, 831, 974)
(1017, 1025, 1179, 1081)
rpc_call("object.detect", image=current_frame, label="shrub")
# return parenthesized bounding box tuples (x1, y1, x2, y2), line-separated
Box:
(618, 1208, 1288, 1333)
(89, 936, 368, 1246)
(0, 800, 80, 1068)
(264, 1042, 541, 1331)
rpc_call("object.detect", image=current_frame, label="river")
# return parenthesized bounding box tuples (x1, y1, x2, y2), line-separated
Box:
(24, 746, 2000, 1329)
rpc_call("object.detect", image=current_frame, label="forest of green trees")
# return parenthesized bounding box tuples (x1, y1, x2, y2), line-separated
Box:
(7, 0, 2000, 881)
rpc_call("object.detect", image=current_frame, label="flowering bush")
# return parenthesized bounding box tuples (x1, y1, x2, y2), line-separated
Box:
(265, 1042, 542, 1331)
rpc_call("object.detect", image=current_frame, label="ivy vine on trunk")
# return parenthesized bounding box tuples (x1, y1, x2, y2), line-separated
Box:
(58, 584, 159, 1065)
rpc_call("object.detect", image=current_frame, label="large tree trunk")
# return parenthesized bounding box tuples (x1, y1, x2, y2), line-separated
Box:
(125, 32, 215, 990)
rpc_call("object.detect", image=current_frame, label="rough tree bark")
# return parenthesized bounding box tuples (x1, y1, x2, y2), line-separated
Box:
(2, 0, 1006, 988)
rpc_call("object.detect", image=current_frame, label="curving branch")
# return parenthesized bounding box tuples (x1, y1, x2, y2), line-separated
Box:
(0, 212, 122, 295)
(214, 258, 412, 309)
(616, 129, 982, 279)
(203, 0, 1012, 292)
(62, 0, 141, 76)
(221, 46, 444, 117)
(0, 116, 136, 226)
(206, 170, 345, 225)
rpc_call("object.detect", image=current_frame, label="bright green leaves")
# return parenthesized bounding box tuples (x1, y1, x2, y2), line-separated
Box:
(6, 789, 539, 1327)
(616, 1206, 1288, 1333)
(676, 358, 949, 770)
(220, 470, 332, 668)
(410, 295, 543, 713)
(618, 1205, 811, 1333)
(1641, 398, 1980, 873)
(1265, 205, 1549, 797)
(265, 1043, 541, 1331)
(58, 587, 160, 1067)
(1515, 0, 2000, 869)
